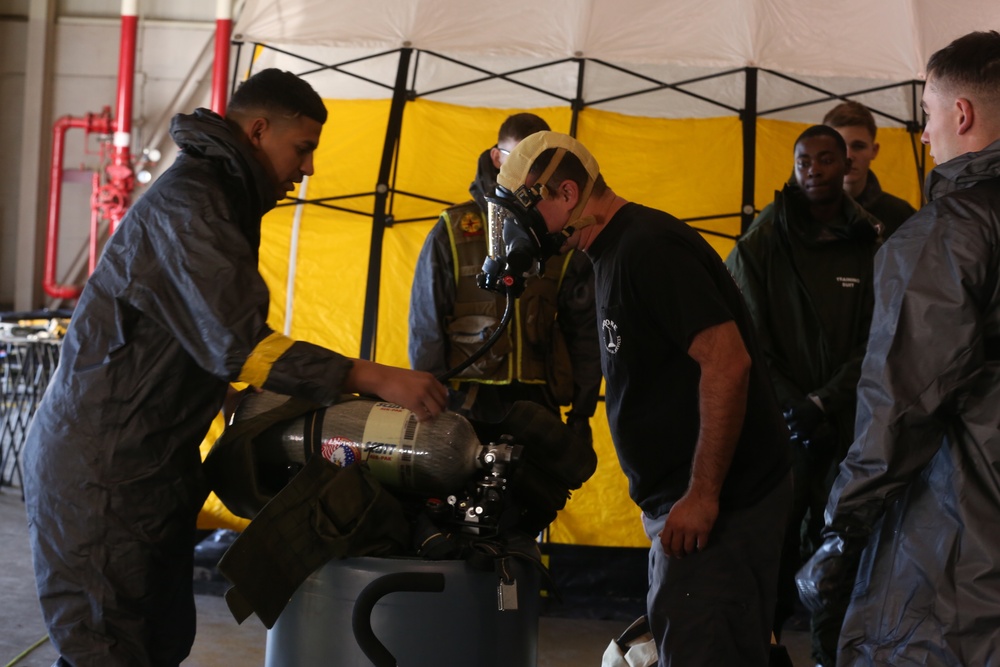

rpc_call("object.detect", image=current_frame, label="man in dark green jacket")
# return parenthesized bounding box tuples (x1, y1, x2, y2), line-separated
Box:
(823, 100, 917, 238)
(725, 125, 881, 667)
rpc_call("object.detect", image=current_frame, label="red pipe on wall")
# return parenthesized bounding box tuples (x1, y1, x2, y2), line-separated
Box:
(105, 0, 138, 237)
(44, 111, 115, 300)
(43, 0, 138, 300)
(211, 0, 233, 114)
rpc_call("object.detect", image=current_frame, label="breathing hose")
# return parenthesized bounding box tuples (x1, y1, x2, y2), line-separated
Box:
(435, 291, 514, 383)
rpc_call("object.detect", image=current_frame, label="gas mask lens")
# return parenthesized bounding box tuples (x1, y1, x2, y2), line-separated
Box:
(478, 196, 543, 297)
(485, 199, 509, 266)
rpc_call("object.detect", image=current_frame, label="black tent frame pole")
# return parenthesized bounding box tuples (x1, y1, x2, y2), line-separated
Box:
(569, 57, 586, 137)
(234, 42, 929, 351)
(740, 67, 758, 235)
(359, 47, 412, 361)
(909, 80, 928, 206)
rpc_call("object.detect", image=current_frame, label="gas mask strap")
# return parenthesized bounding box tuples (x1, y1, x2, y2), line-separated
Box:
(534, 148, 567, 198)
(536, 147, 596, 236)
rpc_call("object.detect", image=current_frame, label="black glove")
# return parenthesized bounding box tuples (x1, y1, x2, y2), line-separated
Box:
(566, 415, 593, 451)
(795, 522, 868, 615)
(783, 397, 824, 444)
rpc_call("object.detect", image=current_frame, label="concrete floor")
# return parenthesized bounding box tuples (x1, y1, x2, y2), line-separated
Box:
(1, 487, 812, 666)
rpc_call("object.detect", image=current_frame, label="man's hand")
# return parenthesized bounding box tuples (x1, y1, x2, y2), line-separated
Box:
(783, 396, 824, 443)
(660, 490, 719, 558)
(796, 524, 868, 614)
(566, 415, 594, 450)
(662, 320, 747, 559)
(346, 359, 448, 422)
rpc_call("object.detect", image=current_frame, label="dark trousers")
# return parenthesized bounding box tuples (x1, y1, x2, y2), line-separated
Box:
(642, 472, 792, 667)
(27, 487, 201, 667)
(774, 442, 841, 665)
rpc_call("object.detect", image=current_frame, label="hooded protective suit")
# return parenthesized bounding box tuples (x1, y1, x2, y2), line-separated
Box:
(806, 139, 1000, 666)
(23, 109, 353, 666)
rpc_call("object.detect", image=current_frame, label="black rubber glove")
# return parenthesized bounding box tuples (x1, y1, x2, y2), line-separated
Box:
(783, 397, 824, 444)
(566, 415, 594, 451)
(795, 521, 869, 615)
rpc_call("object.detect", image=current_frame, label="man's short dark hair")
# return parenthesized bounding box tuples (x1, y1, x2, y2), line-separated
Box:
(926, 31, 1000, 111)
(796, 125, 848, 156)
(227, 68, 328, 125)
(823, 101, 878, 140)
(529, 147, 607, 198)
(499, 113, 550, 144)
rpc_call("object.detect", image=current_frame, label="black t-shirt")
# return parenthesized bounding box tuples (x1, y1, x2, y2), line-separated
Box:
(587, 203, 790, 517)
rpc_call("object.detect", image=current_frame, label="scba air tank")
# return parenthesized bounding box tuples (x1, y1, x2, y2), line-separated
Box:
(234, 391, 486, 496)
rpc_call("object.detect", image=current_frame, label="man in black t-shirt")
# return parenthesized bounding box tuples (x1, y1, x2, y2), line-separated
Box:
(490, 131, 792, 666)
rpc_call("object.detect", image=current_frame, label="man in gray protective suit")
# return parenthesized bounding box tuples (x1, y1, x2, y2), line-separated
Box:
(23, 69, 446, 667)
(796, 30, 1000, 666)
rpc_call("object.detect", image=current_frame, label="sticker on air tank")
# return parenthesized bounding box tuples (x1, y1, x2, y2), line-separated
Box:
(321, 437, 359, 467)
(360, 403, 418, 487)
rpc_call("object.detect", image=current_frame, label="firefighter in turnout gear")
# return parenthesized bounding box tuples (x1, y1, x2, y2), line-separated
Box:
(408, 114, 602, 445)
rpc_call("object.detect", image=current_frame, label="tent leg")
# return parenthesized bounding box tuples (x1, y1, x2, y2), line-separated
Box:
(740, 67, 758, 236)
(360, 47, 413, 361)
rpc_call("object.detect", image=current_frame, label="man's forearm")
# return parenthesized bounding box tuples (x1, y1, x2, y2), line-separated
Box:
(687, 320, 750, 498)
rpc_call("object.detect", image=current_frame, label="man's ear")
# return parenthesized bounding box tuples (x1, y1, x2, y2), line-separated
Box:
(871, 141, 880, 160)
(956, 97, 974, 135)
(247, 116, 270, 147)
(489, 146, 503, 170)
(560, 179, 580, 207)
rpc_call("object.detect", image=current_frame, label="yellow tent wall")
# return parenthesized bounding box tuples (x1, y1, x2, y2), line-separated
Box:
(198, 97, 925, 545)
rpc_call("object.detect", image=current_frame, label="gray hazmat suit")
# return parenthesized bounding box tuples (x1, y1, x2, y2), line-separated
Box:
(23, 109, 353, 666)
(804, 139, 1000, 666)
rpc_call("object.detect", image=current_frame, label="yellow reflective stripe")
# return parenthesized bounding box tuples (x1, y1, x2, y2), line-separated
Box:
(557, 250, 573, 290)
(237, 332, 295, 387)
(455, 378, 546, 386)
(442, 209, 461, 286)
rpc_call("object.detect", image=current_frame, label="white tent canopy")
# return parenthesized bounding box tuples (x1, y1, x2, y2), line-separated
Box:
(231, 0, 998, 123)
(196, 1, 1000, 548)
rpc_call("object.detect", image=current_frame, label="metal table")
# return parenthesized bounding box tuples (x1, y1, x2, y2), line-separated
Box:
(1, 323, 63, 492)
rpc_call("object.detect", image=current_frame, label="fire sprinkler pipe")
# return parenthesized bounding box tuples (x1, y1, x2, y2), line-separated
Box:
(106, 0, 138, 236)
(44, 111, 115, 300)
(211, 0, 233, 114)
(42, 0, 138, 300)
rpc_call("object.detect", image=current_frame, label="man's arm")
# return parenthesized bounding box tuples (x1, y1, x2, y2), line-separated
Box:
(659, 319, 750, 558)
(559, 251, 602, 422)
(408, 218, 455, 376)
(345, 359, 447, 421)
(725, 232, 803, 407)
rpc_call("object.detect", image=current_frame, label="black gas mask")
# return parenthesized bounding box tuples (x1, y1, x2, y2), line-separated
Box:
(478, 182, 569, 298)
(477, 132, 601, 298)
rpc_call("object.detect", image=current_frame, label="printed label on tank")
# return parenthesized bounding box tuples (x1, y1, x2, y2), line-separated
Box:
(399, 413, 418, 488)
(359, 403, 412, 487)
(321, 436, 359, 468)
